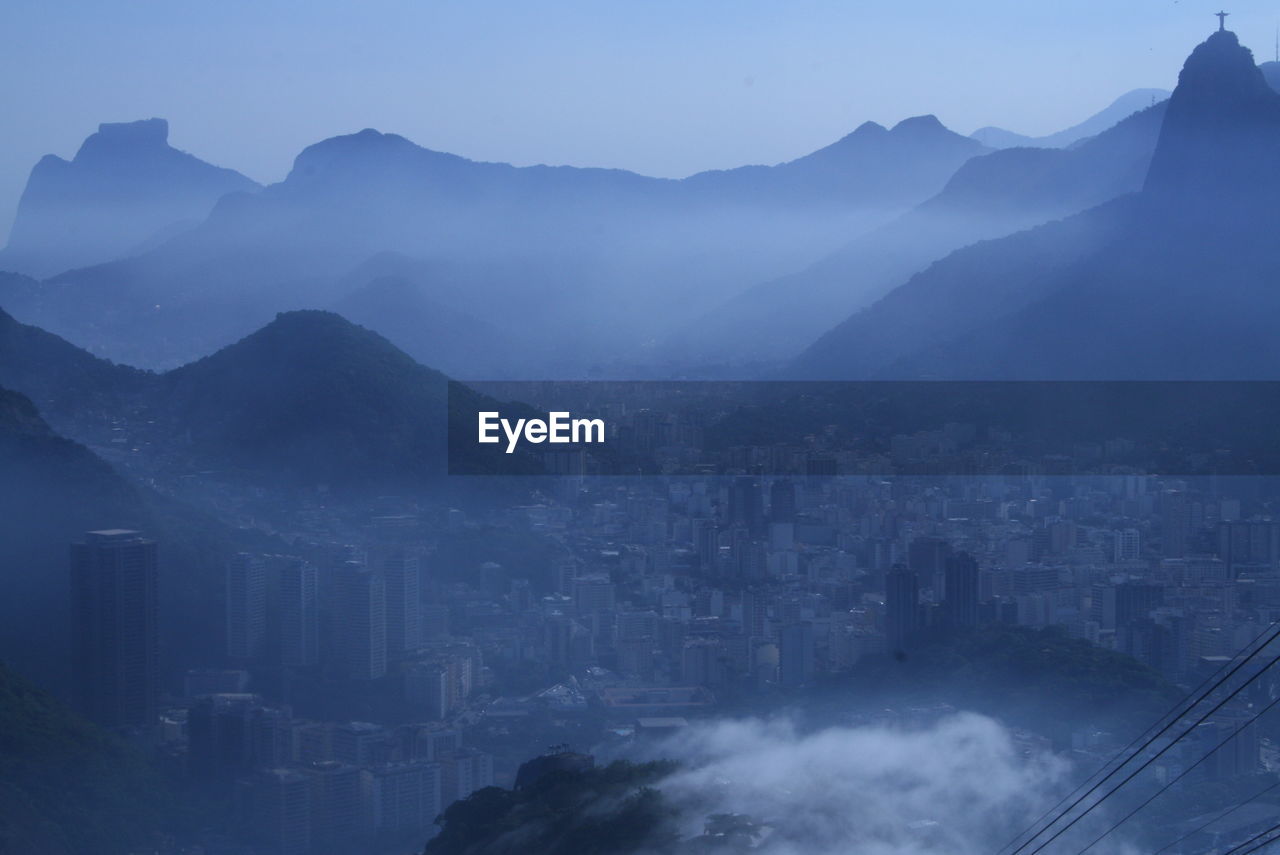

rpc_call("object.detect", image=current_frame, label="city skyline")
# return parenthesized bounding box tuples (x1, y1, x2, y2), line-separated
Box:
(9, 10, 1280, 851)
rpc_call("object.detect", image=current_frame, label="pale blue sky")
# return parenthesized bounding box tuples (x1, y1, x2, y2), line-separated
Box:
(2, 1, 1277, 240)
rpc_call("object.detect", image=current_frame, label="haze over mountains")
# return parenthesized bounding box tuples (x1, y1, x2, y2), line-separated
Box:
(662, 98, 1170, 368)
(0, 119, 259, 279)
(5, 24, 1280, 855)
(1, 29, 1277, 381)
(795, 30, 1280, 379)
(970, 87, 1170, 149)
(0, 115, 986, 376)
(0, 305, 515, 487)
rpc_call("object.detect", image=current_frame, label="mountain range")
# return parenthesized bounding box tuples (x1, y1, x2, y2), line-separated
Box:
(793, 30, 1280, 379)
(970, 88, 1170, 149)
(0, 115, 987, 376)
(658, 97, 1169, 370)
(3, 31, 1276, 382)
(0, 304, 524, 486)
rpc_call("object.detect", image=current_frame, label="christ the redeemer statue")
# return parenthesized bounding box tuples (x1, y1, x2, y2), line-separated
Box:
(1217, 11, 1229, 31)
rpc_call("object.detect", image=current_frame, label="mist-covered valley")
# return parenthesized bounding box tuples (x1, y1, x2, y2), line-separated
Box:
(8, 10, 1280, 855)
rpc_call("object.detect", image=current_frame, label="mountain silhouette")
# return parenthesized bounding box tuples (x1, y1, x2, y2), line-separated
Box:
(0, 304, 148, 432)
(159, 310, 455, 483)
(665, 98, 1167, 370)
(0, 302, 532, 484)
(157, 310, 537, 484)
(684, 115, 985, 208)
(0, 119, 259, 278)
(793, 30, 1280, 380)
(0, 117, 985, 374)
(971, 88, 1170, 149)
(1144, 31, 1280, 204)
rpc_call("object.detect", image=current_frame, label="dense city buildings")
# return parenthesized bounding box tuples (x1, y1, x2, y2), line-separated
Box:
(68, 461, 1280, 852)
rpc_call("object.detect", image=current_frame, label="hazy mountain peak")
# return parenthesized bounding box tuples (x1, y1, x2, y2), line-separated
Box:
(816, 115, 975, 158)
(78, 118, 170, 157)
(158, 308, 501, 486)
(291, 128, 420, 163)
(174, 309, 430, 382)
(234, 308, 386, 347)
(891, 114, 947, 135)
(1, 118, 259, 278)
(344, 127, 410, 147)
(851, 120, 888, 136)
(1144, 29, 1280, 202)
(1170, 30, 1274, 106)
(281, 128, 446, 191)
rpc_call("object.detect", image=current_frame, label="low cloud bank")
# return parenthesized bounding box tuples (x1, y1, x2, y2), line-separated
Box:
(634, 712, 1133, 854)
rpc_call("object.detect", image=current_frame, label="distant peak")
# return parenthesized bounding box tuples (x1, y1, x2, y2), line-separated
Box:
(1143, 27, 1280, 199)
(1201, 28, 1242, 51)
(315, 128, 412, 152)
(304, 128, 412, 152)
(289, 128, 417, 174)
(269, 309, 352, 330)
(73, 118, 171, 162)
(891, 114, 947, 134)
(338, 128, 409, 146)
(96, 118, 168, 141)
(1170, 28, 1270, 102)
(191, 310, 412, 370)
(852, 120, 888, 135)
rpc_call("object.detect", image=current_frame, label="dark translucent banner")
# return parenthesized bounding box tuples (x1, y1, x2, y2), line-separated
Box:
(446, 381, 1280, 476)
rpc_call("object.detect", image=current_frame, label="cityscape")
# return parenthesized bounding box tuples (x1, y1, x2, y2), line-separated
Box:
(8, 4, 1280, 854)
(61, 462, 1280, 853)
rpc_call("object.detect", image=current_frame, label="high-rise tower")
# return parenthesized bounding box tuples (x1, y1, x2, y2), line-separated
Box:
(71, 529, 159, 729)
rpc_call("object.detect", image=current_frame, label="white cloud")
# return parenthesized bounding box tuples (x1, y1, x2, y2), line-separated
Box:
(631, 712, 1137, 855)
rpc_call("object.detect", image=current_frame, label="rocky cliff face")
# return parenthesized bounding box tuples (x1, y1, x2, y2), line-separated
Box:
(1144, 31, 1280, 209)
(1, 118, 259, 278)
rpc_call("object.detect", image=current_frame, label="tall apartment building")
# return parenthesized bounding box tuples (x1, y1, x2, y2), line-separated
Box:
(335, 561, 387, 680)
(885, 564, 919, 649)
(362, 761, 442, 835)
(226, 553, 267, 660)
(279, 558, 320, 667)
(71, 529, 159, 729)
(382, 552, 422, 654)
